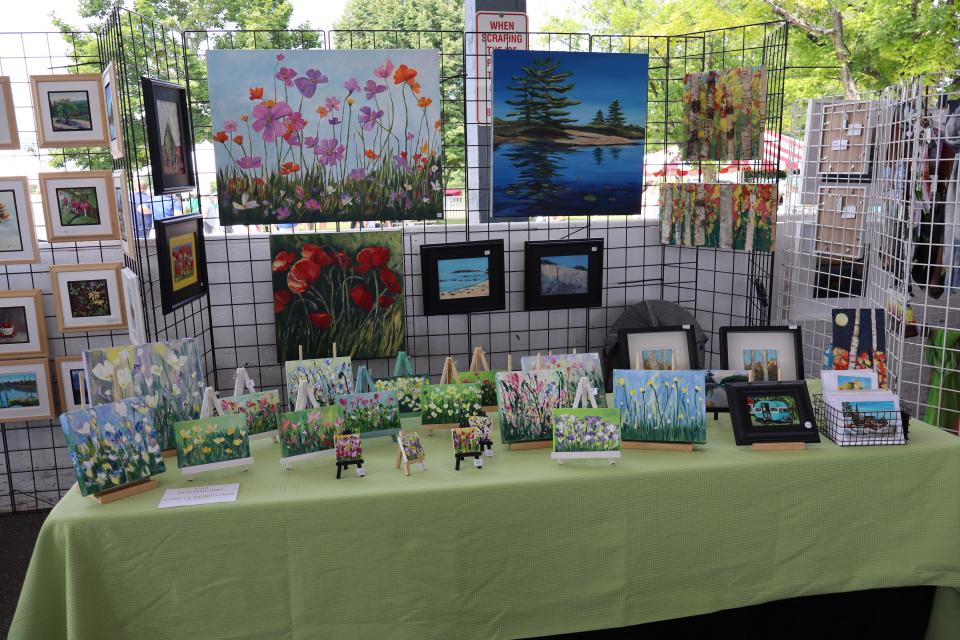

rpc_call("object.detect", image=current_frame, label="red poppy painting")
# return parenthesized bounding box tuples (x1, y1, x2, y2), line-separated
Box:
(270, 231, 405, 360)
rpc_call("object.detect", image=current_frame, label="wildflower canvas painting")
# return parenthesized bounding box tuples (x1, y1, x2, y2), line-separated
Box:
(459, 369, 498, 408)
(220, 390, 281, 437)
(420, 382, 483, 428)
(335, 432, 363, 463)
(174, 414, 250, 469)
(613, 369, 707, 443)
(551, 408, 621, 455)
(337, 389, 401, 436)
(659, 183, 776, 252)
(285, 356, 353, 407)
(398, 430, 425, 462)
(520, 353, 606, 407)
(207, 49, 443, 225)
(496, 370, 567, 444)
(277, 405, 341, 460)
(60, 397, 166, 497)
(374, 374, 428, 414)
(272, 231, 405, 359)
(452, 426, 482, 455)
(682, 66, 766, 161)
(83, 339, 205, 451)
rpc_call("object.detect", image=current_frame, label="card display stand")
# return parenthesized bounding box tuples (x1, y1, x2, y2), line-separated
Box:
(816, 100, 875, 179)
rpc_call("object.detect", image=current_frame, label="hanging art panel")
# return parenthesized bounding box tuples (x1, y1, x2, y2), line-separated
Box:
(682, 66, 766, 161)
(659, 183, 776, 251)
(207, 49, 443, 225)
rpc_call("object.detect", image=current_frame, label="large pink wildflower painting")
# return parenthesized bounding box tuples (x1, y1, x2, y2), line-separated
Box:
(207, 49, 444, 225)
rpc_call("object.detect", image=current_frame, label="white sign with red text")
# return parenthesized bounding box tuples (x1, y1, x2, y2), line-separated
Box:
(475, 11, 528, 123)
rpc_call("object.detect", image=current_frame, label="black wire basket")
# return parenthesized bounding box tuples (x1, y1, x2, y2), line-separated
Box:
(812, 394, 909, 446)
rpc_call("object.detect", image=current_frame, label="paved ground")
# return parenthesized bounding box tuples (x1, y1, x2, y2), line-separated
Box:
(0, 511, 47, 639)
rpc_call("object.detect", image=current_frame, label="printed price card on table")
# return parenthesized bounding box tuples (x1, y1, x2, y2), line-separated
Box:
(158, 483, 240, 509)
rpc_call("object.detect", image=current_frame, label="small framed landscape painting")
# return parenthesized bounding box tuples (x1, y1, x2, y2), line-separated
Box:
(420, 240, 505, 315)
(101, 62, 124, 159)
(613, 369, 707, 444)
(0, 77, 19, 150)
(719, 326, 804, 381)
(0, 290, 48, 360)
(618, 326, 699, 370)
(0, 176, 39, 265)
(141, 77, 195, 194)
(0, 359, 55, 423)
(155, 214, 209, 314)
(726, 381, 819, 446)
(55, 355, 87, 414)
(704, 369, 750, 412)
(30, 74, 109, 148)
(524, 239, 603, 310)
(39, 171, 118, 243)
(49, 263, 126, 333)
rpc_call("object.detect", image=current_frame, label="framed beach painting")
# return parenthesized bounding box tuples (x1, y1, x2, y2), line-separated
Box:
(0, 290, 47, 360)
(155, 214, 209, 314)
(0, 359, 55, 423)
(271, 231, 405, 360)
(682, 66, 766, 161)
(720, 326, 804, 381)
(141, 77, 195, 194)
(726, 381, 819, 446)
(420, 240, 505, 315)
(613, 369, 707, 443)
(207, 49, 443, 225)
(618, 326, 699, 370)
(30, 74, 109, 148)
(113, 170, 136, 259)
(102, 62, 124, 159)
(520, 352, 607, 407)
(495, 369, 567, 444)
(0, 77, 19, 150)
(39, 171, 118, 243)
(491, 49, 649, 218)
(0, 177, 39, 265)
(121, 268, 147, 345)
(285, 357, 353, 407)
(55, 355, 87, 414)
(524, 239, 603, 310)
(49, 263, 126, 333)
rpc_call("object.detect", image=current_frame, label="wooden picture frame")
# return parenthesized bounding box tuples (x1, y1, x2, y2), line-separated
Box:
(102, 62, 124, 159)
(155, 214, 209, 314)
(0, 358, 56, 423)
(0, 77, 20, 150)
(39, 171, 119, 243)
(55, 355, 87, 414)
(49, 263, 127, 333)
(113, 170, 136, 259)
(726, 381, 819, 446)
(524, 239, 603, 311)
(0, 176, 40, 265)
(141, 77, 196, 194)
(617, 326, 699, 370)
(420, 240, 505, 316)
(30, 74, 109, 148)
(815, 184, 867, 259)
(0, 290, 48, 360)
(719, 325, 804, 381)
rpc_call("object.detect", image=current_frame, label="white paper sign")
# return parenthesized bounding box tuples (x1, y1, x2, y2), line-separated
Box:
(847, 122, 863, 136)
(841, 205, 857, 219)
(158, 483, 240, 509)
(831, 139, 849, 151)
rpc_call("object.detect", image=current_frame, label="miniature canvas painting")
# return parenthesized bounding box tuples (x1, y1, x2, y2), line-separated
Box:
(277, 405, 341, 459)
(452, 426, 482, 455)
(551, 408, 621, 455)
(335, 432, 363, 463)
(496, 369, 568, 444)
(398, 430, 425, 462)
(520, 353, 606, 407)
(613, 369, 707, 443)
(220, 390, 281, 436)
(338, 389, 401, 435)
(174, 414, 250, 469)
(285, 357, 353, 407)
(468, 415, 493, 441)
(459, 369, 498, 408)
(374, 375, 428, 414)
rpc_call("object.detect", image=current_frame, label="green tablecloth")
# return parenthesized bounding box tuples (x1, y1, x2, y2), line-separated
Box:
(10, 413, 960, 640)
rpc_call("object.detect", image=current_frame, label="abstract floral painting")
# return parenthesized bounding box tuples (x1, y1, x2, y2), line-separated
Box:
(60, 397, 166, 496)
(459, 369, 498, 407)
(682, 66, 766, 161)
(495, 370, 567, 444)
(277, 405, 341, 460)
(220, 390, 281, 437)
(420, 383, 483, 428)
(551, 408, 621, 454)
(335, 432, 363, 463)
(452, 426, 482, 455)
(337, 389, 400, 435)
(174, 414, 250, 469)
(373, 374, 428, 414)
(272, 231, 405, 359)
(285, 356, 354, 407)
(468, 415, 493, 441)
(520, 353, 606, 407)
(398, 430, 425, 462)
(83, 339, 205, 451)
(659, 183, 776, 252)
(207, 49, 443, 225)
(613, 369, 706, 443)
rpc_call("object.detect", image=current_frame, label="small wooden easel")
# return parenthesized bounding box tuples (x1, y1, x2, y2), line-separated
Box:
(622, 352, 693, 452)
(468, 346, 497, 412)
(423, 356, 463, 436)
(395, 430, 427, 476)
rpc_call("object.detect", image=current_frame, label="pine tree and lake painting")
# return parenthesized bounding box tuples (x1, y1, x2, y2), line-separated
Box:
(492, 50, 649, 218)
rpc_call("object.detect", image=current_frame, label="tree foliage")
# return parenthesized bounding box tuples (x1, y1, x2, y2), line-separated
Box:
(504, 57, 580, 127)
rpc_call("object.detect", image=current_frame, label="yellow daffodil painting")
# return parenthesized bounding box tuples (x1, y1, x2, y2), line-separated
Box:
(613, 369, 707, 443)
(420, 382, 483, 428)
(682, 66, 766, 161)
(520, 353, 607, 408)
(174, 414, 250, 468)
(374, 375, 429, 414)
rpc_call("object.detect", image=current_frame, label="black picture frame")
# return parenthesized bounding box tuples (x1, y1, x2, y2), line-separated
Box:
(718, 325, 805, 380)
(726, 381, 820, 445)
(617, 326, 699, 370)
(155, 214, 208, 314)
(524, 239, 603, 311)
(141, 77, 196, 195)
(420, 240, 505, 316)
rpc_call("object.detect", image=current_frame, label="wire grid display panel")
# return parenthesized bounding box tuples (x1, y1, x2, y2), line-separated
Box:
(0, 30, 128, 513)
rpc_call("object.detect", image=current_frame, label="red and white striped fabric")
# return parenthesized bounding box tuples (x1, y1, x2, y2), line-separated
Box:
(763, 130, 803, 171)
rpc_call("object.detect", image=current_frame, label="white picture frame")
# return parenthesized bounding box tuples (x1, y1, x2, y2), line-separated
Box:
(30, 74, 109, 148)
(0, 358, 55, 423)
(121, 267, 147, 345)
(49, 263, 127, 333)
(102, 62, 124, 159)
(0, 76, 19, 150)
(113, 170, 136, 258)
(39, 171, 119, 243)
(55, 355, 87, 414)
(0, 176, 40, 265)
(719, 327, 803, 381)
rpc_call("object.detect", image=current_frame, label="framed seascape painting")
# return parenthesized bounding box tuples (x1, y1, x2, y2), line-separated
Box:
(207, 49, 443, 225)
(720, 326, 804, 381)
(83, 339, 205, 451)
(113, 170, 136, 259)
(277, 405, 342, 463)
(121, 268, 147, 345)
(30, 74, 109, 148)
(520, 352, 607, 407)
(271, 231, 405, 360)
(618, 326, 699, 370)
(420, 240, 505, 315)
(0, 359, 55, 423)
(39, 171, 119, 243)
(495, 369, 567, 444)
(491, 50, 649, 218)
(0, 290, 48, 360)
(613, 369, 707, 444)
(0, 77, 19, 150)
(726, 381, 819, 446)
(682, 66, 766, 161)
(524, 239, 603, 310)
(704, 369, 751, 412)
(659, 183, 777, 252)
(0, 177, 39, 265)
(49, 263, 126, 333)
(102, 62, 124, 159)
(141, 77, 195, 194)
(55, 355, 87, 414)
(285, 357, 353, 407)
(60, 397, 166, 497)
(155, 214, 209, 314)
